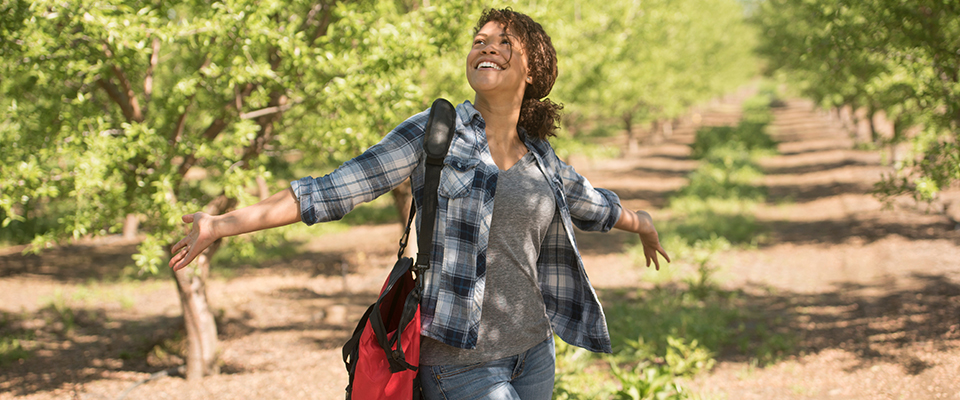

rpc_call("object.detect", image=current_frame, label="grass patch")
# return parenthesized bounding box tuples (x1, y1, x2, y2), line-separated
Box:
(554, 274, 796, 399)
(0, 335, 31, 366)
(552, 134, 620, 162)
(0, 313, 33, 366)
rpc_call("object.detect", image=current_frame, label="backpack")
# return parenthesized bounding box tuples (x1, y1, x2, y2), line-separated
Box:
(342, 99, 456, 400)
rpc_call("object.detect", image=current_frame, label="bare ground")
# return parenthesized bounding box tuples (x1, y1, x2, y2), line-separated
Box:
(1, 91, 959, 399)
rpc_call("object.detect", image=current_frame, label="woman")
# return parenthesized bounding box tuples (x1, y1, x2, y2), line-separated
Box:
(170, 8, 669, 400)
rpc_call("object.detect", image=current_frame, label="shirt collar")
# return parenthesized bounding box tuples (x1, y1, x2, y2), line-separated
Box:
(455, 100, 549, 155)
(456, 100, 484, 127)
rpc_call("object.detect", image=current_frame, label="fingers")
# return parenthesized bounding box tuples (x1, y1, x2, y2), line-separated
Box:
(170, 213, 200, 271)
(169, 246, 186, 270)
(171, 237, 187, 254)
(659, 247, 671, 263)
(642, 243, 669, 271)
(171, 247, 195, 272)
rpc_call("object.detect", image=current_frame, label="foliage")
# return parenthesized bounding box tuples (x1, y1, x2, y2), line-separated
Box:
(689, 121, 776, 161)
(553, 277, 795, 399)
(0, 311, 32, 367)
(551, 134, 620, 162)
(0, 0, 761, 268)
(657, 92, 779, 251)
(0, 0, 471, 269)
(0, 336, 30, 367)
(752, 0, 960, 200)
(0, 0, 767, 380)
(541, 0, 757, 144)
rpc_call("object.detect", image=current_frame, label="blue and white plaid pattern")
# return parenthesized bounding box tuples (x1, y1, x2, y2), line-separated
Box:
(291, 101, 622, 353)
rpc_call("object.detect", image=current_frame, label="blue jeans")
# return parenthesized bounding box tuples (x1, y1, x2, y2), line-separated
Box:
(419, 336, 555, 400)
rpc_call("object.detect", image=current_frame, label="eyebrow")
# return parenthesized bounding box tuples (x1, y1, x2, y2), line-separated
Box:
(474, 32, 515, 40)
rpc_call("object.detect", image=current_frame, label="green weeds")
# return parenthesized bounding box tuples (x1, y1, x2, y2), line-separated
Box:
(552, 134, 620, 162)
(0, 335, 30, 366)
(0, 313, 32, 366)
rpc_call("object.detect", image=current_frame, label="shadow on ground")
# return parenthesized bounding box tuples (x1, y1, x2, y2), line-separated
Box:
(0, 239, 392, 283)
(0, 282, 379, 397)
(597, 272, 960, 376)
(759, 218, 959, 246)
(743, 272, 960, 374)
(0, 308, 183, 396)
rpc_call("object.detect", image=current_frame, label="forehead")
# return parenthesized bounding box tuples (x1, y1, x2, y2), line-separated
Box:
(475, 21, 513, 37)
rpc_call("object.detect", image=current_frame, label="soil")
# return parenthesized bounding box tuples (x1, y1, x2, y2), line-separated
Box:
(1, 89, 958, 399)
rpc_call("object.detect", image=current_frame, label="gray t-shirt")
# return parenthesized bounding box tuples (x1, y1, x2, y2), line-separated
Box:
(420, 151, 555, 366)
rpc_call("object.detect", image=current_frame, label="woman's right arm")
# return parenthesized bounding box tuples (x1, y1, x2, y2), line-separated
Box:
(169, 187, 301, 271)
(169, 106, 434, 271)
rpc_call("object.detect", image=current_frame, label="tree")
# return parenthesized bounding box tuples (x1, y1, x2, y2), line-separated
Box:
(753, 0, 960, 200)
(543, 0, 755, 152)
(2, 0, 766, 381)
(0, 0, 467, 380)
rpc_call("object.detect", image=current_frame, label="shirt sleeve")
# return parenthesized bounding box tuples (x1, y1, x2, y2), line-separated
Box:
(290, 111, 428, 225)
(558, 159, 622, 233)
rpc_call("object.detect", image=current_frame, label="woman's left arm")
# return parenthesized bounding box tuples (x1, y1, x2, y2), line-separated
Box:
(614, 209, 671, 270)
(554, 157, 670, 269)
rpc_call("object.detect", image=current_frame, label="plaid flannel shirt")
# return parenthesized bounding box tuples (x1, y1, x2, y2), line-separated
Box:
(291, 101, 622, 353)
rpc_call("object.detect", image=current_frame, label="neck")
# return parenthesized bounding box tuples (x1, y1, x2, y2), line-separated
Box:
(473, 93, 527, 170)
(473, 92, 523, 147)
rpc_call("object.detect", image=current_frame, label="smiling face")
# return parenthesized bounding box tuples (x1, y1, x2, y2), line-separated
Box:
(466, 21, 530, 102)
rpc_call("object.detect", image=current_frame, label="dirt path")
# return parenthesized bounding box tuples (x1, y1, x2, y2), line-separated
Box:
(2, 91, 959, 399)
(589, 94, 960, 400)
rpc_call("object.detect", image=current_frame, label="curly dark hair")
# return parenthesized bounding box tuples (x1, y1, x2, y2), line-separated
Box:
(474, 8, 563, 141)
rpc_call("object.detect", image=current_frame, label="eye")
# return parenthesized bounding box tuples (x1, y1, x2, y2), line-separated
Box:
(473, 39, 485, 46)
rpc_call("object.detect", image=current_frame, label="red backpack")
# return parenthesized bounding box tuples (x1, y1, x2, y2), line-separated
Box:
(342, 99, 456, 400)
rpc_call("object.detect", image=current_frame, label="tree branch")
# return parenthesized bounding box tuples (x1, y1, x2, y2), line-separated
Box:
(171, 96, 195, 146)
(168, 57, 212, 146)
(309, 2, 333, 43)
(112, 64, 143, 122)
(97, 78, 135, 122)
(144, 37, 160, 106)
(239, 104, 293, 120)
(101, 43, 144, 122)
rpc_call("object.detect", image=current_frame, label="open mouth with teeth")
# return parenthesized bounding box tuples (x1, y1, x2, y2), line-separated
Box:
(477, 61, 504, 70)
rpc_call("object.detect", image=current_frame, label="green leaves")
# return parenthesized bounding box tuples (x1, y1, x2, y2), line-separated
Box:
(1, 0, 764, 269)
(0, 0, 472, 265)
(754, 0, 960, 200)
(546, 0, 756, 139)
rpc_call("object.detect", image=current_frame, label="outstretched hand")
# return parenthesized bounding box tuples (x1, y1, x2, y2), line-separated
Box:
(637, 225, 670, 271)
(615, 209, 671, 270)
(169, 212, 218, 271)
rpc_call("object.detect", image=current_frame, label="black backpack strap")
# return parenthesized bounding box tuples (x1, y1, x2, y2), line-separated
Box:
(415, 98, 456, 273)
(341, 98, 456, 398)
(380, 98, 456, 373)
(378, 99, 457, 372)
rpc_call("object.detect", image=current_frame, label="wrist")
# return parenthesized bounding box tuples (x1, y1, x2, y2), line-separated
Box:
(635, 210, 655, 235)
(207, 213, 228, 241)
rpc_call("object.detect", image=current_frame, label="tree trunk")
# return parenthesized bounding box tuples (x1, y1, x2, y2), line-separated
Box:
(868, 108, 878, 144)
(172, 244, 220, 381)
(624, 114, 638, 156)
(256, 175, 270, 201)
(840, 105, 855, 138)
(662, 119, 674, 140)
(122, 213, 139, 241)
(650, 120, 660, 144)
